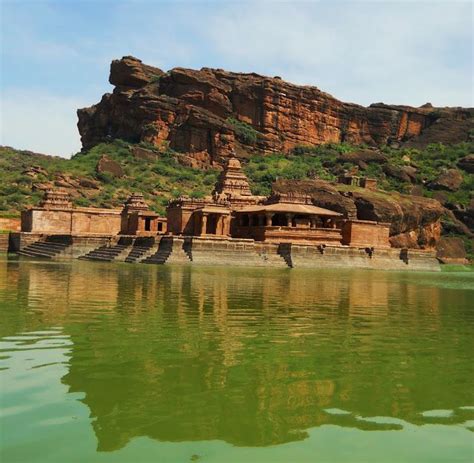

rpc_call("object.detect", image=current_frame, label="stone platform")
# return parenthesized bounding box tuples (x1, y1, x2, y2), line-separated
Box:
(9, 233, 441, 272)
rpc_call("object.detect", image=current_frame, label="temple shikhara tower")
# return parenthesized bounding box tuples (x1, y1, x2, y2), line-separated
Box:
(212, 156, 258, 207)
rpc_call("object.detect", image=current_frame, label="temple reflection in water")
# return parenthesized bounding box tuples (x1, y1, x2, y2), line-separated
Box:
(1, 260, 472, 451)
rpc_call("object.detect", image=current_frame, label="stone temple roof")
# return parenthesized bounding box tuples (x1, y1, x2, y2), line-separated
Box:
(123, 193, 149, 212)
(237, 203, 342, 216)
(39, 189, 72, 209)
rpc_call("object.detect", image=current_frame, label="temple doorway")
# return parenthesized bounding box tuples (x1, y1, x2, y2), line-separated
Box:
(144, 217, 152, 231)
(206, 214, 218, 235)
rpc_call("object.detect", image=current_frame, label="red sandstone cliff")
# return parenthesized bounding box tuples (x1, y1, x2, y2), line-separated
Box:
(78, 56, 473, 164)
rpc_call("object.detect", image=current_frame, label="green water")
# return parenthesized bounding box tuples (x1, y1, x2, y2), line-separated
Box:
(0, 256, 473, 463)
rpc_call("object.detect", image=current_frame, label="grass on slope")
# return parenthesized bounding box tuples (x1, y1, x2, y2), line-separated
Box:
(244, 141, 474, 206)
(0, 141, 219, 216)
(0, 140, 472, 219)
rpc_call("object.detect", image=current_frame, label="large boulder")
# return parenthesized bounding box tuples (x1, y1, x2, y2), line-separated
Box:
(96, 155, 124, 178)
(436, 237, 469, 264)
(429, 168, 464, 191)
(272, 178, 358, 218)
(457, 154, 474, 174)
(131, 146, 159, 161)
(338, 149, 387, 164)
(109, 56, 163, 88)
(383, 164, 416, 183)
(349, 190, 444, 248)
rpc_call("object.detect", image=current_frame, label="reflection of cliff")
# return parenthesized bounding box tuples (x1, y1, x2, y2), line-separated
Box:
(2, 260, 472, 451)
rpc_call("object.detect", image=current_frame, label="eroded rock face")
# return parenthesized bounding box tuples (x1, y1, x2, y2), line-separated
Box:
(109, 56, 164, 88)
(78, 56, 473, 163)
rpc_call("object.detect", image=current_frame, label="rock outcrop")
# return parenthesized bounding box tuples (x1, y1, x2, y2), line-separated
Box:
(457, 154, 474, 174)
(96, 155, 124, 178)
(78, 57, 473, 165)
(272, 178, 444, 249)
(436, 237, 469, 264)
(428, 168, 464, 191)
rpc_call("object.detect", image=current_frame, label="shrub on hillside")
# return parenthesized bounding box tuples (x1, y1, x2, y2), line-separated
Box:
(227, 117, 260, 145)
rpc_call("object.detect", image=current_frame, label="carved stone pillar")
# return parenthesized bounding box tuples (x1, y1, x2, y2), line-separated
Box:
(201, 213, 208, 235)
(215, 215, 222, 235)
(285, 213, 293, 227)
(223, 216, 230, 236)
(265, 213, 273, 226)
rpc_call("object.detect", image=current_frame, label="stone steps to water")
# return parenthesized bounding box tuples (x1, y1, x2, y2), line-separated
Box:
(18, 249, 54, 258)
(142, 239, 174, 265)
(79, 244, 131, 262)
(142, 250, 172, 265)
(18, 240, 70, 259)
(277, 244, 293, 268)
(124, 245, 158, 263)
(21, 246, 57, 257)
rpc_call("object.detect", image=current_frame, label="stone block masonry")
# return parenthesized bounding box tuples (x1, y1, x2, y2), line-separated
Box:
(11, 233, 440, 271)
(149, 236, 440, 271)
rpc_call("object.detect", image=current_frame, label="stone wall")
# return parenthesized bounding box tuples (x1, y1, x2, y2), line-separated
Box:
(0, 218, 21, 232)
(168, 236, 439, 271)
(0, 234, 9, 252)
(22, 208, 122, 235)
(341, 220, 390, 248)
(10, 232, 441, 271)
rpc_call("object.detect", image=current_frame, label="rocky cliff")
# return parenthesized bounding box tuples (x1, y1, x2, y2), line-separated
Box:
(78, 56, 473, 165)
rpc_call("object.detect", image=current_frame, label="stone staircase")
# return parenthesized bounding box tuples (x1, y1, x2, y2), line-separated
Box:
(142, 238, 174, 265)
(277, 243, 294, 268)
(125, 241, 159, 263)
(79, 243, 131, 262)
(18, 240, 71, 259)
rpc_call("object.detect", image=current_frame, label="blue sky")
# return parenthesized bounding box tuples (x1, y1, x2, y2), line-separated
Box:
(1, 0, 472, 157)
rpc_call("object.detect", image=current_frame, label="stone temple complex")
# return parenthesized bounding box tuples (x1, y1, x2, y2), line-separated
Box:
(10, 156, 439, 271)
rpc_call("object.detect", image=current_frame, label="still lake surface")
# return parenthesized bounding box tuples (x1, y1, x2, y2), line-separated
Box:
(0, 255, 473, 463)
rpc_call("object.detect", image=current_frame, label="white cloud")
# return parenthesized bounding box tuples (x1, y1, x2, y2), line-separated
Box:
(1, 0, 472, 156)
(201, 1, 473, 106)
(0, 89, 87, 158)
